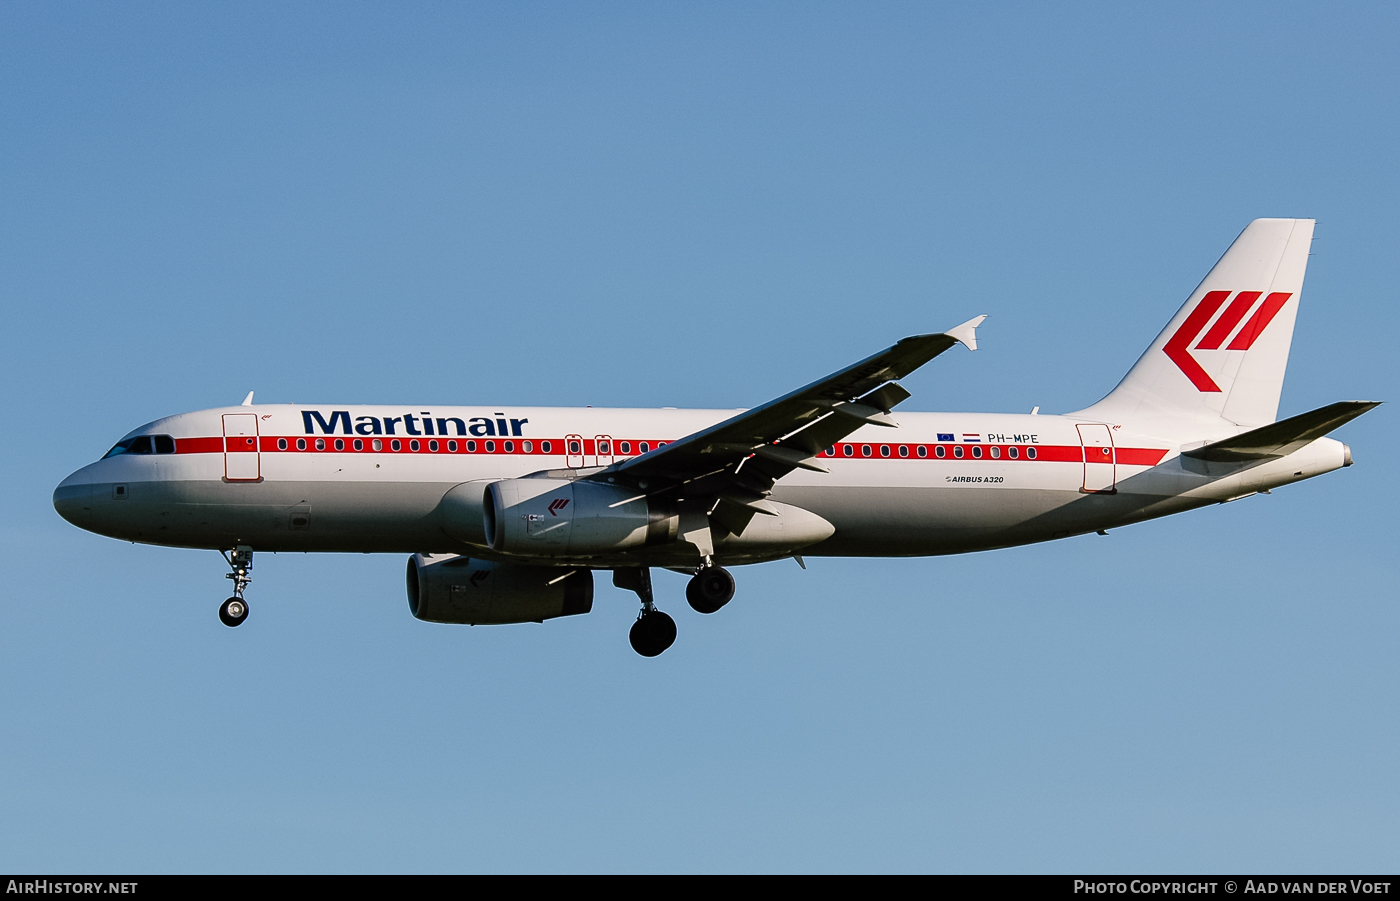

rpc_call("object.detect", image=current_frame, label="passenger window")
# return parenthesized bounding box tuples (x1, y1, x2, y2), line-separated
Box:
(154, 435, 176, 454)
(935, 446, 946, 458)
(842, 445, 853, 457)
(503, 440, 513, 453)
(541, 440, 551, 453)
(277, 438, 288, 451)
(334, 439, 345, 451)
(972, 446, 982, 458)
(296, 438, 307, 450)
(568, 440, 580, 454)
(372, 439, 383, 451)
(391, 439, 402, 451)
(990, 446, 1000, 459)
(954, 446, 964, 458)
(353, 439, 364, 451)
(315, 438, 325, 450)
(410, 440, 421, 452)
(1008, 446, 1019, 459)
(619, 441, 630, 455)
(1026, 447, 1037, 459)
(522, 440, 531, 453)
(861, 445, 872, 457)
(879, 445, 890, 457)
(485, 440, 495, 453)
(917, 446, 927, 458)
(467, 440, 477, 452)
(429, 440, 439, 452)
(638, 442, 648, 453)
(447, 440, 457, 452)
(898, 445, 909, 457)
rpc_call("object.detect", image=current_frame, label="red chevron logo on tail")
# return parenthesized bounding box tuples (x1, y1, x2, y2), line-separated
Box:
(1163, 290, 1292, 392)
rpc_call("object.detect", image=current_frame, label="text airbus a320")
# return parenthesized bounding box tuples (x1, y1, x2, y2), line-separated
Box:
(54, 219, 1378, 656)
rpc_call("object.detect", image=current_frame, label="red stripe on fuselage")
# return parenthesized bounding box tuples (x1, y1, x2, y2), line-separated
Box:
(175, 437, 224, 454)
(171, 437, 1169, 468)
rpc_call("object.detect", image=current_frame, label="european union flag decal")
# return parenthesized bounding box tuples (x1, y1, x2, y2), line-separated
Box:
(937, 433, 954, 441)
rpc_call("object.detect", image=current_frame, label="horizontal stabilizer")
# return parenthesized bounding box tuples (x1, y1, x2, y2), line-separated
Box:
(1183, 400, 1380, 462)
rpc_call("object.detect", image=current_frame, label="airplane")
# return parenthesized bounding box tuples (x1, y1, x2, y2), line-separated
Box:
(53, 218, 1378, 656)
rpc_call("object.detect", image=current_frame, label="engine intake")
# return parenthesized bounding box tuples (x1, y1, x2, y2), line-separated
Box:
(406, 554, 593, 625)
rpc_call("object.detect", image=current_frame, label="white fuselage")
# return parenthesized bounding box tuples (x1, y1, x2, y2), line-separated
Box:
(52, 402, 1349, 564)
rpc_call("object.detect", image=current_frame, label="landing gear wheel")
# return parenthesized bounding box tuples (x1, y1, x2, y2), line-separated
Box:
(219, 597, 249, 628)
(629, 610, 676, 657)
(686, 566, 735, 614)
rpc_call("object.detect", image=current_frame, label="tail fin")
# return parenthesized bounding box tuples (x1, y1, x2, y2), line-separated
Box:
(1075, 218, 1315, 432)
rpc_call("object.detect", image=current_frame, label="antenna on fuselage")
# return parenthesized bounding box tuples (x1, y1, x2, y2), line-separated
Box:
(241, 391, 254, 406)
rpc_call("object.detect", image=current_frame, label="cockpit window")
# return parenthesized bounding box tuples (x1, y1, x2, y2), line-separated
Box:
(103, 434, 175, 458)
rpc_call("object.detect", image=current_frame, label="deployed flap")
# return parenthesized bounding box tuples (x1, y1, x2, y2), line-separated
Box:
(1183, 400, 1379, 462)
(616, 316, 985, 486)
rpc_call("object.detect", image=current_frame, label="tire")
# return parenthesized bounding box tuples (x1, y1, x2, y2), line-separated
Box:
(219, 597, 249, 628)
(629, 610, 676, 657)
(686, 567, 735, 614)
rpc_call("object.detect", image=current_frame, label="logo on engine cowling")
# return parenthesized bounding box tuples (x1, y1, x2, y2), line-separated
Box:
(548, 499, 570, 516)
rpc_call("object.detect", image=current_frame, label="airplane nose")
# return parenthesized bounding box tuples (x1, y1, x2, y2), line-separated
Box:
(53, 471, 99, 528)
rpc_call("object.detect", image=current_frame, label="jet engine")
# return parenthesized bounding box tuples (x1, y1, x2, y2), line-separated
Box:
(484, 478, 676, 556)
(437, 480, 496, 546)
(406, 553, 593, 625)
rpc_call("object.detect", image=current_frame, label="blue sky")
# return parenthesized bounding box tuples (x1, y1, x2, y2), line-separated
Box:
(1, 2, 1396, 872)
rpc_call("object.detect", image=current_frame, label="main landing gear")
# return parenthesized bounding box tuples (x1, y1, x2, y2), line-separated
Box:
(219, 545, 253, 628)
(686, 565, 735, 614)
(616, 568, 675, 657)
(615, 563, 737, 657)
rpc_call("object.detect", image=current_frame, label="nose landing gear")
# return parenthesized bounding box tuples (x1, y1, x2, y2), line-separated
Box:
(219, 545, 253, 628)
(219, 596, 249, 627)
(615, 567, 676, 657)
(686, 564, 735, 614)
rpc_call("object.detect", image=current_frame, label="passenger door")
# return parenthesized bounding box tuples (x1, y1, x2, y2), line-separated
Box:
(223, 413, 261, 481)
(1076, 423, 1115, 493)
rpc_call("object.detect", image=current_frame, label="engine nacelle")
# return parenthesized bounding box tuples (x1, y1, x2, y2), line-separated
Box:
(406, 553, 593, 625)
(436, 480, 495, 547)
(484, 478, 675, 556)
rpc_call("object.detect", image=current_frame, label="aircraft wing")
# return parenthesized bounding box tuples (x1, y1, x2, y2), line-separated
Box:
(1183, 400, 1381, 462)
(605, 316, 984, 529)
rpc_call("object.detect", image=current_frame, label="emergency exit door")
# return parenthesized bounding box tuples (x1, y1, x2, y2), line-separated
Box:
(594, 435, 614, 467)
(1076, 423, 1116, 493)
(223, 413, 261, 481)
(565, 434, 584, 469)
